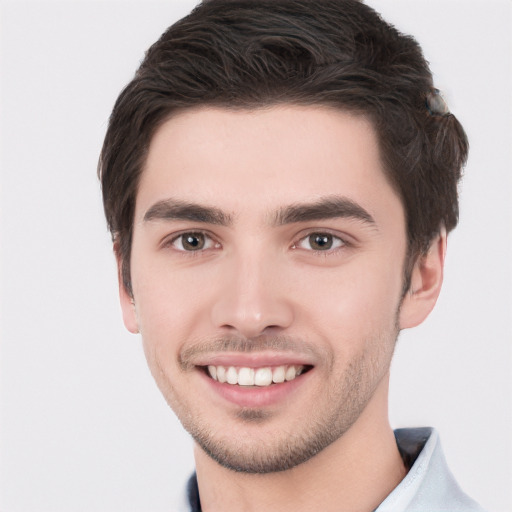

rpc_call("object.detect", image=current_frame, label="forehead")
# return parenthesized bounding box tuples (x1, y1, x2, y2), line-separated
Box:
(136, 105, 403, 224)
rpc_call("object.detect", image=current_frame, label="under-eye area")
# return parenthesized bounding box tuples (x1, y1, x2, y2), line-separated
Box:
(203, 365, 313, 387)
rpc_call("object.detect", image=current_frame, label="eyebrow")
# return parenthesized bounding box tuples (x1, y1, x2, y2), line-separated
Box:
(272, 196, 376, 226)
(143, 199, 232, 226)
(142, 195, 375, 228)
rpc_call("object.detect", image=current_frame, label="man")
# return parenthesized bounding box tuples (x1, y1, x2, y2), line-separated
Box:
(98, 1, 485, 510)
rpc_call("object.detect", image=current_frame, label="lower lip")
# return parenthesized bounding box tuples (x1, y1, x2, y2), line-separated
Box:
(199, 368, 312, 408)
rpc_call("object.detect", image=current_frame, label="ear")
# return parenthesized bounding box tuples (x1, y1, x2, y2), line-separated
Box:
(399, 227, 447, 329)
(114, 243, 139, 334)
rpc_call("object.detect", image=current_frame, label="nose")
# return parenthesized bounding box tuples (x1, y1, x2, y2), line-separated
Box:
(210, 250, 294, 339)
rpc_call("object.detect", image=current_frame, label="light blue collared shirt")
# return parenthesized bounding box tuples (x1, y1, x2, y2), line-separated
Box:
(181, 427, 486, 511)
(377, 428, 486, 512)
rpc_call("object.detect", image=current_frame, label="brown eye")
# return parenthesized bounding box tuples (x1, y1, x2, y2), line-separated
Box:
(295, 232, 345, 252)
(309, 233, 333, 250)
(172, 232, 213, 251)
(182, 233, 205, 250)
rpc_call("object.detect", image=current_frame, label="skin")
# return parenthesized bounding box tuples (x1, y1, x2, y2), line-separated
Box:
(118, 105, 446, 512)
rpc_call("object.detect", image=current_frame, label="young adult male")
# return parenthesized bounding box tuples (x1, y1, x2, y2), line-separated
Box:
(98, 1, 485, 510)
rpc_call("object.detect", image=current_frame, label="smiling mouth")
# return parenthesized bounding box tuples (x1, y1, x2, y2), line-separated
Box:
(204, 364, 311, 387)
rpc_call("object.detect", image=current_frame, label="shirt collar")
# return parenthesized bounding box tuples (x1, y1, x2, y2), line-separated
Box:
(184, 427, 484, 512)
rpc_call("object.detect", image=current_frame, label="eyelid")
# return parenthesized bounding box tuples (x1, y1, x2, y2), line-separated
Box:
(292, 229, 350, 252)
(162, 230, 221, 252)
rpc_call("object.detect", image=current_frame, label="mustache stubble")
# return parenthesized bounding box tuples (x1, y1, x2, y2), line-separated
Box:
(178, 334, 333, 371)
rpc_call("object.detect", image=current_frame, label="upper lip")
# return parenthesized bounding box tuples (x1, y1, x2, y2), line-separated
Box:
(191, 351, 315, 368)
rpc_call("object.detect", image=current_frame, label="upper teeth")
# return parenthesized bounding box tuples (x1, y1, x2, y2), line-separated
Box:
(207, 365, 304, 387)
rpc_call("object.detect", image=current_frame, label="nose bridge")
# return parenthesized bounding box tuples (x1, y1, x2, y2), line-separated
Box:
(211, 240, 293, 337)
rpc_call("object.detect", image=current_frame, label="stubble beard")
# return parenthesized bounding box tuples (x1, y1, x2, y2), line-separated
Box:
(156, 321, 399, 475)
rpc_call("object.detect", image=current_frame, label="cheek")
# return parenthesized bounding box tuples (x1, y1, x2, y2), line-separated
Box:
(131, 249, 226, 352)
(134, 276, 206, 390)
(294, 257, 403, 341)
(136, 281, 198, 337)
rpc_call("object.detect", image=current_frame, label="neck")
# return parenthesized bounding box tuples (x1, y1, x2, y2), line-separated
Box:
(194, 378, 406, 512)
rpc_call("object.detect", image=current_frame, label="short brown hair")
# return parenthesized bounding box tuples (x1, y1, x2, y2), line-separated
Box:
(99, 0, 468, 295)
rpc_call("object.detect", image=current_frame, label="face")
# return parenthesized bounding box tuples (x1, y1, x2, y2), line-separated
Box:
(120, 106, 430, 473)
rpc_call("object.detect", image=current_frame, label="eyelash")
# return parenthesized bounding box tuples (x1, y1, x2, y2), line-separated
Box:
(164, 231, 221, 254)
(292, 231, 348, 255)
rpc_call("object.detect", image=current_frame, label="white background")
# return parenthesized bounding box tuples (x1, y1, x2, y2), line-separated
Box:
(0, 1, 510, 511)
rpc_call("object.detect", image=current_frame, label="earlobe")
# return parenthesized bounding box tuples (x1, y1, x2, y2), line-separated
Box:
(399, 227, 447, 330)
(114, 243, 140, 334)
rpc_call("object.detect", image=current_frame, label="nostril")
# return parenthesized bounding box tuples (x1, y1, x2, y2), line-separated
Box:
(210, 279, 294, 337)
